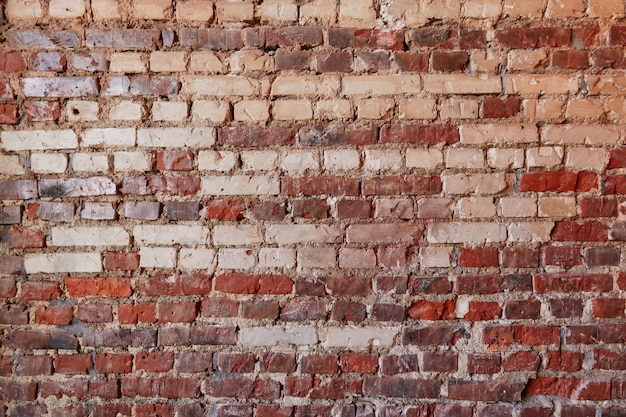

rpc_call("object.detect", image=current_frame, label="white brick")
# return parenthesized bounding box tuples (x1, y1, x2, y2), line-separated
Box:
(80, 202, 116, 220)
(182, 75, 259, 96)
(150, 51, 187, 72)
(357, 98, 395, 119)
(24, 252, 101, 274)
(508, 222, 555, 243)
(133, 225, 210, 246)
(272, 99, 313, 120)
(443, 173, 507, 195)
(299, 0, 335, 23)
(420, 247, 452, 268)
(82, 128, 135, 147)
(281, 151, 319, 172)
(31, 153, 68, 174)
(198, 150, 238, 172)
(343, 75, 421, 96)
(201, 176, 279, 195)
(398, 99, 437, 120)
(66, 100, 99, 121)
(565, 148, 608, 171)
(316, 99, 353, 120)
(179, 248, 216, 271)
(139, 247, 176, 269)
(338, 0, 376, 26)
(234, 100, 270, 122)
(364, 149, 402, 171)
(6, 0, 43, 21)
(192, 100, 231, 123)
(374, 198, 414, 219)
(241, 151, 278, 171)
(440, 98, 479, 119)
(110, 52, 146, 73)
(541, 125, 621, 145)
(266, 225, 341, 245)
(508, 50, 548, 70)
(213, 225, 262, 246)
(339, 248, 376, 268)
(1, 130, 77, 151)
(72, 153, 109, 173)
(470, 50, 504, 73)
(257, 0, 298, 22)
(240, 326, 318, 346)
(229, 50, 273, 73)
(523, 99, 563, 120)
(320, 326, 399, 348)
(177, 1, 214, 20)
(297, 246, 337, 268)
(152, 101, 188, 121)
(91, 0, 119, 19)
(427, 222, 507, 244)
(445, 148, 484, 169)
(49, 0, 85, 17)
(460, 123, 538, 145)
(258, 248, 296, 269)
(114, 151, 151, 172)
(506, 74, 578, 94)
(500, 197, 538, 217)
(271, 75, 340, 97)
(324, 149, 360, 171)
(51, 226, 129, 247)
(457, 197, 497, 218)
(137, 128, 214, 148)
(462, 0, 502, 17)
(526, 147, 564, 168)
(406, 148, 443, 170)
(424, 74, 501, 94)
(218, 248, 256, 269)
(0, 155, 26, 175)
(189, 52, 225, 73)
(109, 101, 144, 121)
(487, 148, 524, 169)
(422, 0, 461, 19)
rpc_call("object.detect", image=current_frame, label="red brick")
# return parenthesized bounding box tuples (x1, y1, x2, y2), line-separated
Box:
(65, 278, 132, 298)
(275, 51, 311, 70)
(585, 247, 620, 267)
(130, 75, 178, 95)
(157, 302, 197, 323)
(182, 28, 243, 49)
(166, 201, 200, 221)
(553, 50, 589, 68)
(121, 176, 199, 196)
(280, 301, 326, 321)
(174, 352, 212, 373)
(408, 28, 457, 48)
(0, 180, 38, 200)
(482, 97, 520, 118)
(135, 352, 174, 372)
(552, 221, 609, 241)
(363, 376, 440, 398)
(22, 281, 60, 300)
(339, 353, 378, 374)
(242, 300, 279, 319)
(432, 51, 468, 72)
(156, 150, 194, 171)
(372, 303, 406, 322)
(520, 171, 578, 192)
(122, 377, 200, 398)
(16, 356, 53, 376)
(24, 100, 61, 121)
(259, 352, 296, 373)
(215, 273, 292, 294)
(467, 353, 500, 374)
(206, 199, 245, 220)
(591, 298, 626, 318)
(501, 247, 539, 268)
(93, 403, 131, 417)
(315, 52, 352, 72)
(541, 246, 581, 267)
(95, 353, 132, 374)
(71, 52, 107, 71)
(495, 27, 571, 48)
(309, 378, 362, 400)
(605, 176, 626, 194)
(104, 252, 140, 271)
(0, 104, 19, 124)
(263, 27, 323, 48)
(520, 407, 554, 417)
(282, 176, 359, 196)
(135, 404, 173, 417)
(216, 353, 255, 373)
(206, 376, 279, 400)
(250, 201, 285, 221)
(35, 305, 73, 325)
(77, 304, 113, 323)
(485, 325, 560, 348)
(448, 380, 524, 402)
(326, 277, 370, 296)
(402, 325, 466, 346)
(459, 247, 498, 268)
(6, 228, 45, 249)
(0, 52, 27, 72)
(200, 298, 239, 317)
(284, 376, 313, 397)
(612, 148, 626, 170)
(504, 299, 541, 319)
(0, 205, 21, 225)
(0, 79, 13, 100)
(422, 351, 458, 372)
(380, 354, 419, 374)
(0, 304, 28, 324)
(257, 405, 293, 417)
(550, 298, 583, 318)
(85, 28, 160, 48)
(328, 28, 403, 50)
(380, 124, 460, 145)
(356, 51, 390, 72)
(534, 272, 613, 292)
(592, 48, 626, 69)
(118, 303, 157, 324)
(408, 300, 455, 320)
(301, 354, 338, 374)
(394, 52, 429, 72)
(0, 278, 17, 298)
(502, 351, 540, 371)
(0, 380, 37, 401)
(408, 276, 452, 294)
(29, 52, 66, 71)
(376, 246, 409, 269)
(55, 354, 92, 374)
(464, 301, 501, 321)
(330, 301, 367, 322)
(610, 26, 626, 45)
(544, 350, 583, 372)
(293, 199, 328, 218)
(219, 126, 294, 147)
(336, 199, 371, 219)
(580, 197, 617, 217)
(574, 26, 600, 47)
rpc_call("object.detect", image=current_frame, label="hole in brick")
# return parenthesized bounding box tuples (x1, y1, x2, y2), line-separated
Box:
(72, 108, 80, 115)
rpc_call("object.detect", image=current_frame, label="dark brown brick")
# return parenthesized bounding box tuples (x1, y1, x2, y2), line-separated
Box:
(431, 51, 468, 72)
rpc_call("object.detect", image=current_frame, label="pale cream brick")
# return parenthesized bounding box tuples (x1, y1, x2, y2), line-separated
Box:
(316, 100, 353, 120)
(176, 1, 214, 20)
(298, 247, 336, 268)
(462, 0, 502, 18)
(607, 99, 626, 122)
(66, 100, 99, 121)
(406, 148, 443, 170)
(338, 0, 376, 27)
(299, 0, 335, 23)
(139, 247, 176, 269)
(6, 0, 43, 20)
(566, 99, 604, 119)
(51, 226, 129, 247)
(460, 123, 538, 145)
(109, 53, 146, 73)
(82, 128, 135, 148)
(343, 75, 421, 96)
(190, 52, 225, 73)
(273, 100, 313, 120)
(588, 0, 625, 17)
(258, 248, 296, 269)
(281, 151, 319, 172)
(320, 326, 398, 348)
(500, 197, 538, 217)
(150, 51, 187, 72)
(49, 0, 85, 17)
(134, 0, 171, 19)
(324, 149, 360, 171)
(134, 225, 210, 246)
(422, 0, 461, 19)
(2, 130, 77, 151)
(565, 148, 608, 171)
(216, 0, 254, 21)
(357, 98, 395, 119)
(443, 173, 507, 195)
(109, 101, 143, 121)
(114, 151, 151, 172)
(233, 100, 270, 122)
(508, 222, 555, 243)
(241, 151, 279, 171)
(179, 248, 216, 271)
(506, 74, 578, 94)
(257, 0, 297, 22)
(545, 0, 584, 17)
(266, 225, 341, 245)
(375, 198, 414, 219)
(192, 100, 231, 123)
(424, 74, 501, 94)
(346, 224, 422, 243)
(229, 50, 273, 74)
(24, 252, 101, 274)
(503, 0, 544, 17)
(523, 99, 563, 120)
(445, 148, 484, 169)
(271, 75, 340, 97)
(213, 225, 261, 246)
(427, 222, 507, 244)
(72, 153, 109, 173)
(586, 74, 626, 95)
(137, 128, 214, 148)
(440, 98, 479, 119)
(91, 0, 120, 19)
(201, 176, 280, 195)
(364, 150, 402, 172)
(420, 246, 452, 268)
(218, 248, 256, 269)
(526, 147, 564, 168)
(538, 197, 577, 218)
(31, 153, 68, 174)
(541, 125, 621, 145)
(198, 150, 237, 172)
(398, 99, 436, 120)
(152, 101, 188, 122)
(388, 0, 422, 26)
(240, 326, 318, 346)
(457, 197, 497, 218)
(470, 50, 505, 73)
(0, 155, 26, 175)
(183, 76, 258, 96)
(486, 148, 524, 169)
(507, 50, 548, 71)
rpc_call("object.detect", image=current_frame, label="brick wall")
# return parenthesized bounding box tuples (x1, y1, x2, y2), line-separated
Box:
(1, 0, 626, 416)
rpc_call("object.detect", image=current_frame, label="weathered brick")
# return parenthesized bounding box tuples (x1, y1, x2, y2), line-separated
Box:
(7, 29, 80, 49)
(21, 77, 98, 97)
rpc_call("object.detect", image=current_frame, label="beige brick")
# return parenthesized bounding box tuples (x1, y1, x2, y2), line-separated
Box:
(72, 153, 109, 173)
(508, 222, 555, 243)
(346, 224, 422, 243)
(234, 100, 270, 122)
(440, 98, 479, 119)
(258, 248, 296, 269)
(343, 75, 421, 96)
(49, 0, 85, 17)
(24, 252, 102, 274)
(566, 99, 604, 119)
(257, 0, 298, 22)
(507, 50, 548, 70)
(422, 0, 461, 19)
(265, 225, 341, 245)
(114, 151, 151, 172)
(110, 53, 146, 73)
(503, 0, 544, 17)
(443, 173, 507, 195)
(460, 123, 538, 145)
(176, 1, 214, 20)
(320, 326, 398, 348)
(420, 247, 452, 268)
(406, 148, 443, 170)
(179, 248, 216, 271)
(339, 248, 377, 268)
(463, 0, 502, 17)
(375, 198, 414, 219)
(445, 148, 484, 169)
(565, 148, 608, 171)
(218, 248, 256, 269)
(190, 52, 225, 73)
(506, 75, 578, 94)
(427, 222, 507, 244)
(66, 100, 99, 121)
(137, 128, 214, 148)
(150, 51, 187, 72)
(324, 149, 361, 171)
(470, 50, 505, 73)
(271, 75, 340, 97)
(134, 225, 210, 246)
(500, 197, 538, 217)
(299, 0, 336, 23)
(198, 150, 238, 172)
(424, 74, 501, 94)
(388, 0, 422, 26)
(134, 0, 171, 19)
(192, 100, 231, 123)
(2, 130, 77, 151)
(398, 99, 437, 120)
(139, 247, 176, 269)
(523, 99, 563, 120)
(109, 101, 144, 121)
(364, 150, 402, 172)
(607, 99, 626, 122)
(152, 101, 188, 121)
(486, 148, 524, 169)
(586, 74, 626, 95)
(83, 128, 135, 148)
(545, 0, 584, 17)
(588, 0, 625, 17)
(417, 198, 453, 219)
(316, 100, 353, 120)
(240, 326, 317, 346)
(338, 0, 376, 27)
(526, 147, 564, 168)
(0, 155, 26, 175)
(272, 99, 313, 120)
(241, 151, 279, 171)
(457, 197, 497, 218)
(229, 51, 273, 74)
(538, 197, 577, 218)
(31, 153, 68, 174)
(541, 125, 621, 145)
(298, 247, 336, 268)
(216, 1, 254, 22)
(51, 226, 129, 247)
(91, 0, 120, 19)
(213, 225, 261, 246)
(183, 76, 258, 96)
(201, 176, 280, 195)
(281, 151, 319, 172)
(6, 0, 42, 20)
(358, 98, 395, 119)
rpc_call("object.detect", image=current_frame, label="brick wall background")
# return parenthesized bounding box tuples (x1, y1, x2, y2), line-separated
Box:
(2, 0, 626, 416)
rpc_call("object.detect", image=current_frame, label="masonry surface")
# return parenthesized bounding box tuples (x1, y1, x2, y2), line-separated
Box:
(2, 0, 626, 416)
